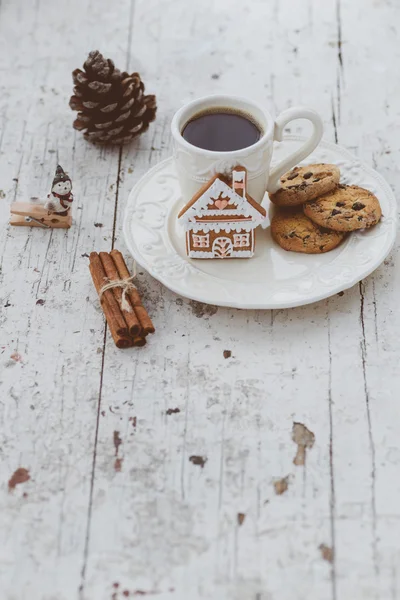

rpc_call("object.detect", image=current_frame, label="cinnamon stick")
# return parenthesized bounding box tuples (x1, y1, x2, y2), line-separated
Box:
(115, 336, 135, 349)
(99, 251, 141, 338)
(89, 252, 133, 348)
(110, 249, 155, 335)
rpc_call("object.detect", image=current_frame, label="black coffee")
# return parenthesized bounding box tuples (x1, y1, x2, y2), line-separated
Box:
(182, 109, 261, 152)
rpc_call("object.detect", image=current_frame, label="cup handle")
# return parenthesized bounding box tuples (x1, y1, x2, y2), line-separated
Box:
(266, 107, 324, 194)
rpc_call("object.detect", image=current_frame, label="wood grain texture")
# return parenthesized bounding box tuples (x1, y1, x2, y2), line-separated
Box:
(0, 0, 399, 599)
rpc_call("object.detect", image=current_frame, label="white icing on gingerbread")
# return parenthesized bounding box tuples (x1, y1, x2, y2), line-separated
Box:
(178, 167, 265, 260)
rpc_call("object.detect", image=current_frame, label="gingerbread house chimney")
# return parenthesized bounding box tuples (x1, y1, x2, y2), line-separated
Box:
(232, 169, 246, 198)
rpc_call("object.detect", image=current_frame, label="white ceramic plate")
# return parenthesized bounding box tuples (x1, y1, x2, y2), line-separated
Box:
(124, 136, 397, 309)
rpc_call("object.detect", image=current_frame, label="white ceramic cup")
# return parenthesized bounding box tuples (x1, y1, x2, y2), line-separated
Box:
(171, 94, 323, 204)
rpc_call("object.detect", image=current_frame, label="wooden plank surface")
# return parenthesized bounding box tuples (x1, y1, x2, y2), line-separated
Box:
(0, 0, 399, 599)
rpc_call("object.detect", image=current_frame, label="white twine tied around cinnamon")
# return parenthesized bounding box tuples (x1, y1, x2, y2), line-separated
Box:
(99, 262, 137, 313)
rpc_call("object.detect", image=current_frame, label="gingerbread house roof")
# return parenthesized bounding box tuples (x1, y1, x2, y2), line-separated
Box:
(178, 168, 266, 221)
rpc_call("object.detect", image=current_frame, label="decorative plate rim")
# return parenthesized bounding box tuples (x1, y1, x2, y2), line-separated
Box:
(123, 136, 397, 309)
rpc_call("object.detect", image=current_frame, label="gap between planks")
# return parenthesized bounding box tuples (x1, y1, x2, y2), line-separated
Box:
(79, 3, 135, 594)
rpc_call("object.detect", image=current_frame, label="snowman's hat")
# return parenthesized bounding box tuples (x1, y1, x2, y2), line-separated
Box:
(52, 165, 71, 187)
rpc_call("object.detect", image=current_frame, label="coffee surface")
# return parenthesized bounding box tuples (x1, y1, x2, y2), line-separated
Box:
(182, 110, 261, 152)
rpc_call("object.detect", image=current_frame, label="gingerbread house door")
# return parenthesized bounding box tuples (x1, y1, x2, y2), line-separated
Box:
(212, 236, 233, 258)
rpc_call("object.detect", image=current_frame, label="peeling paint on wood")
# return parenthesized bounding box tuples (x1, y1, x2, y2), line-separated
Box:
(113, 431, 122, 456)
(292, 422, 315, 466)
(237, 513, 246, 526)
(273, 476, 290, 495)
(8, 468, 30, 491)
(189, 300, 218, 318)
(189, 456, 207, 468)
(114, 458, 123, 472)
(319, 544, 334, 563)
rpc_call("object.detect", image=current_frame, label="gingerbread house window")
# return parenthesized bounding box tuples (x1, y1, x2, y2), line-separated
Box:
(233, 233, 250, 247)
(192, 233, 210, 248)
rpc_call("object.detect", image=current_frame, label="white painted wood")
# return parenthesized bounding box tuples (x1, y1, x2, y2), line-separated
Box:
(0, 0, 399, 599)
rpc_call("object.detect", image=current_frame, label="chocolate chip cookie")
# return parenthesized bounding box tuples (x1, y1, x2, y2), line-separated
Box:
(271, 208, 346, 254)
(269, 164, 340, 207)
(303, 184, 382, 231)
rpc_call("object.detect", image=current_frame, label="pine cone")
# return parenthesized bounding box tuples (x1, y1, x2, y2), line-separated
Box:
(69, 50, 157, 145)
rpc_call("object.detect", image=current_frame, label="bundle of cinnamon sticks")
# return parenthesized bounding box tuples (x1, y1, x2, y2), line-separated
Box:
(89, 250, 155, 348)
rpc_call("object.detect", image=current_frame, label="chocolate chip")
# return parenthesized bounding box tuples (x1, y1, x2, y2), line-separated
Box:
(287, 172, 298, 181)
(313, 178, 320, 182)
(331, 209, 341, 216)
(336, 202, 345, 207)
(303, 172, 313, 179)
(352, 202, 365, 211)
(286, 181, 307, 190)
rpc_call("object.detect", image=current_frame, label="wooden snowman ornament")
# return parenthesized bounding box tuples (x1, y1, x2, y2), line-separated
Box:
(45, 165, 73, 217)
(10, 164, 73, 229)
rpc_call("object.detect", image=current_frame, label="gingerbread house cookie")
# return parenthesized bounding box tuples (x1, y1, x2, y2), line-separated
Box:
(178, 167, 266, 259)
